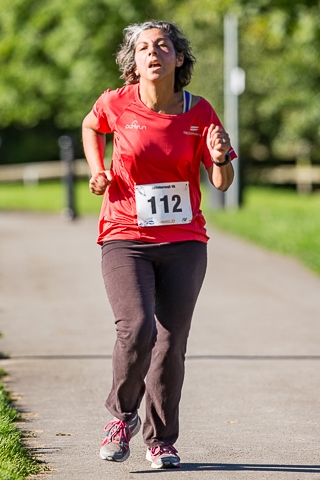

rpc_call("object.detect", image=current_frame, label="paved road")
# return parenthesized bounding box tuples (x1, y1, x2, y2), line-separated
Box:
(1, 211, 320, 479)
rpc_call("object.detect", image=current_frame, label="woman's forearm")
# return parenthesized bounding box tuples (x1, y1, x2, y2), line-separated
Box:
(207, 162, 234, 191)
(82, 112, 106, 175)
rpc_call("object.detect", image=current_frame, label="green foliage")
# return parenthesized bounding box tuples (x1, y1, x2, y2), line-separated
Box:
(0, 0, 158, 129)
(166, 0, 320, 164)
(239, 2, 320, 163)
(0, 0, 319, 166)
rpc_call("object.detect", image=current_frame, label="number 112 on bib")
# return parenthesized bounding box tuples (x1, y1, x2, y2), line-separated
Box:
(135, 182, 192, 227)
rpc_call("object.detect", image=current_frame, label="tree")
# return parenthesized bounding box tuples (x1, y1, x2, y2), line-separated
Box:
(239, 2, 320, 164)
(165, 0, 320, 165)
(1, 0, 319, 168)
(0, 0, 158, 129)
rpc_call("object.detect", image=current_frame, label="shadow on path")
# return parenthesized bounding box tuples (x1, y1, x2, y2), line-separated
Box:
(132, 463, 320, 474)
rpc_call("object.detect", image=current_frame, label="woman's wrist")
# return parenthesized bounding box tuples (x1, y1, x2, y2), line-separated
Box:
(211, 152, 231, 167)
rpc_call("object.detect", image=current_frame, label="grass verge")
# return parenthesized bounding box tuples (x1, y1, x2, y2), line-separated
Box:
(0, 367, 40, 480)
(203, 186, 320, 276)
(0, 179, 102, 215)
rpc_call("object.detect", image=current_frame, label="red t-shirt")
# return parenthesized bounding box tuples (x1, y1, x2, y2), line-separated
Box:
(93, 84, 236, 245)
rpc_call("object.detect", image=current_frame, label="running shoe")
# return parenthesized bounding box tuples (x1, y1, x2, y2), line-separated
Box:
(146, 445, 181, 469)
(99, 415, 141, 462)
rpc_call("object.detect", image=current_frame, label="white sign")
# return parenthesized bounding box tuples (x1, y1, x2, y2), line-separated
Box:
(230, 67, 246, 96)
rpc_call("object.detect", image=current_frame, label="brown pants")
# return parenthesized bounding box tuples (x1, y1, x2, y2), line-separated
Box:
(101, 240, 207, 447)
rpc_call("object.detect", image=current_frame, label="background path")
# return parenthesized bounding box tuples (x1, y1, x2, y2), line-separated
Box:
(1, 211, 320, 479)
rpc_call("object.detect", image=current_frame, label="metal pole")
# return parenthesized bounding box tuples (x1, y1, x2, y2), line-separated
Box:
(224, 13, 243, 209)
(59, 135, 77, 220)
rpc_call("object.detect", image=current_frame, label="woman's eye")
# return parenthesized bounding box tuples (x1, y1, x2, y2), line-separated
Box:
(159, 43, 170, 51)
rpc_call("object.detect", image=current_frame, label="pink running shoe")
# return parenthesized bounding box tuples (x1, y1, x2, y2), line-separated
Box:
(146, 445, 181, 469)
(99, 415, 141, 462)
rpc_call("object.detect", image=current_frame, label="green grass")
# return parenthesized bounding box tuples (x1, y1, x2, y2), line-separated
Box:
(1, 181, 320, 276)
(203, 186, 320, 276)
(0, 179, 102, 215)
(0, 368, 40, 480)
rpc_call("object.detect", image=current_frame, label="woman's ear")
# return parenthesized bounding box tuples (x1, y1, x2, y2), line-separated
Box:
(176, 53, 184, 67)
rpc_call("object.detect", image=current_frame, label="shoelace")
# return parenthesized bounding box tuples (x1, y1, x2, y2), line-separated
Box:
(101, 420, 130, 446)
(150, 445, 178, 457)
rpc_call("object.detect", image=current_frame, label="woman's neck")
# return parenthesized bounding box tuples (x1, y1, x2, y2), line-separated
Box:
(138, 81, 183, 115)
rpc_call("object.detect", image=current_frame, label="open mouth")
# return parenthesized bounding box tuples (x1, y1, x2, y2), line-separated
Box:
(148, 61, 161, 69)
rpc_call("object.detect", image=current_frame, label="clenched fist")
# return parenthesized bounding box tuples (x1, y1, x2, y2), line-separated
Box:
(89, 170, 113, 195)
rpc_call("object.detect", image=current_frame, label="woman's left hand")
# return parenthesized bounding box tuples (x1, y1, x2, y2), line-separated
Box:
(206, 124, 230, 163)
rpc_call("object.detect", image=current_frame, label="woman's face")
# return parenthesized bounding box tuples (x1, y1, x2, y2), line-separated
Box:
(134, 28, 184, 84)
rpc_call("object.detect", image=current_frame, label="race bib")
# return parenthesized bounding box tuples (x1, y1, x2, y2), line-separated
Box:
(135, 182, 192, 227)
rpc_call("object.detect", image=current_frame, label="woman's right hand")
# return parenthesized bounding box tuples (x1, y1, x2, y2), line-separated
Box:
(89, 170, 113, 195)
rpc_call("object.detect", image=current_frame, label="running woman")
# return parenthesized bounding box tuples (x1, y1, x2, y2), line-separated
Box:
(82, 19, 236, 469)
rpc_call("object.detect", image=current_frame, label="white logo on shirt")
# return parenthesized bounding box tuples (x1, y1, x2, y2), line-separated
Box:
(125, 120, 146, 130)
(183, 125, 201, 137)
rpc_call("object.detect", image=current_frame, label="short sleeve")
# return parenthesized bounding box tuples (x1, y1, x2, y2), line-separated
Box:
(92, 89, 113, 134)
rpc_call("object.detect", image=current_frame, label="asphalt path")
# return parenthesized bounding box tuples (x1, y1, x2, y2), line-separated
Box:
(1, 211, 320, 479)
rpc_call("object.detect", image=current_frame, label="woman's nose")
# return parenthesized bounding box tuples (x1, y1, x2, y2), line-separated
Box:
(148, 43, 158, 54)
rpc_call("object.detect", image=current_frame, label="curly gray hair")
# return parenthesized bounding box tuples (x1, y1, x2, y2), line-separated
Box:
(116, 20, 196, 92)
